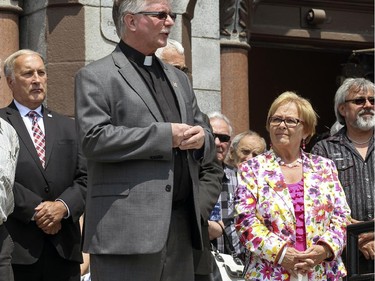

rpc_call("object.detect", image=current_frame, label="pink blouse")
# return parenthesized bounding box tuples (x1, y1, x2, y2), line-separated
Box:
(287, 180, 306, 251)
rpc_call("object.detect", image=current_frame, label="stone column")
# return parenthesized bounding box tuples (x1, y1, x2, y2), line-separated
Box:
(19, 1, 85, 117)
(191, 0, 221, 114)
(219, 0, 252, 135)
(0, 1, 22, 107)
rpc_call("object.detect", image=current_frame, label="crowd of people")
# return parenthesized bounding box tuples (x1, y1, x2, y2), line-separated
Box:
(0, 0, 374, 281)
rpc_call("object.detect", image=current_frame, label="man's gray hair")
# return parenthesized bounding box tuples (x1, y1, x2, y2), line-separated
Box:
(334, 78, 375, 124)
(207, 111, 233, 136)
(4, 49, 44, 80)
(231, 130, 266, 152)
(112, 0, 148, 37)
(155, 39, 184, 59)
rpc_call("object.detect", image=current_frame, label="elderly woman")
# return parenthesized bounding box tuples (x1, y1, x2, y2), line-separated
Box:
(225, 130, 267, 169)
(235, 91, 351, 280)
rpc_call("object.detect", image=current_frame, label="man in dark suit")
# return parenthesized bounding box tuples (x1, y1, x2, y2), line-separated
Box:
(0, 49, 87, 281)
(74, 0, 216, 280)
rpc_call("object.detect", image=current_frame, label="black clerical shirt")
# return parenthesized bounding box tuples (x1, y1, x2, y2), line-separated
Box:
(119, 41, 192, 206)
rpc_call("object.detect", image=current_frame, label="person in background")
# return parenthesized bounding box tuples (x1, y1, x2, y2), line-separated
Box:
(155, 38, 189, 74)
(155, 39, 224, 280)
(311, 78, 374, 278)
(0, 49, 87, 281)
(0, 61, 19, 281)
(212, 129, 267, 267)
(74, 0, 216, 280)
(235, 91, 351, 280)
(208, 128, 267, 273)
(204, 112, 248, 262)
(225, 130, 266, 169)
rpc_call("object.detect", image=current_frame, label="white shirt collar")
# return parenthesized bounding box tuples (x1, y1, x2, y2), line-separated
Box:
(14, 100, 43, 118)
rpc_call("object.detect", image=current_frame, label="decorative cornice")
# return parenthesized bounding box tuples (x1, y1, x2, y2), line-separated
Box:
(258, 0, 373, 12)
(220, 37, 251, 50)
(220, 0, 258, 41)
(0, 5, 23, 14)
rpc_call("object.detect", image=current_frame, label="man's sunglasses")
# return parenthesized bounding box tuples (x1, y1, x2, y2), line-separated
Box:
(214, 133, 230, 143)
(345, 96, 374, 106)
(135, 11, 177, 21)
(173, 65, 189, 74)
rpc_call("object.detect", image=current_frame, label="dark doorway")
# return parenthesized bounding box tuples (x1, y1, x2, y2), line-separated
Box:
(248, 45, 352, 151)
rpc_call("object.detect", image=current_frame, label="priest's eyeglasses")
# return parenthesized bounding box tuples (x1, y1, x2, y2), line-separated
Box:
(135, 11, 177, 21)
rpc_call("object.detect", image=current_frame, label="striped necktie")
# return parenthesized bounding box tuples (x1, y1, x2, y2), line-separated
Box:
(28, 111, 46, 168)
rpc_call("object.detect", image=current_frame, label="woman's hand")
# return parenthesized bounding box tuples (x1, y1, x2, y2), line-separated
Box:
(280, 247, 303, 277)
(293, 244, 330, 273)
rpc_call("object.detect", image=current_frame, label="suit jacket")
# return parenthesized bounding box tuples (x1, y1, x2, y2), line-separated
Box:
(0, 102, 87, 264)
(74, 44, 216, 255)
(235, 150, 351, 281)
(194, 154, 223, 275)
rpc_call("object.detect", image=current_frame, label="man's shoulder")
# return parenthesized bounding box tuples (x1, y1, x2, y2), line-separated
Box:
(312, 130, 344, 150)
(0, 104, 16, 115)
(44, 108, 75, 127)
(78, 46, 121, 73)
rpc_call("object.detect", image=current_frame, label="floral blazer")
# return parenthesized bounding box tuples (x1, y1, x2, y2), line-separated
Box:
(235, 150, 351, 281)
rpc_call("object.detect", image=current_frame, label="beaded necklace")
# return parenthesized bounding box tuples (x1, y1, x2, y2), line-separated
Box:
(276, 157, 303, 168)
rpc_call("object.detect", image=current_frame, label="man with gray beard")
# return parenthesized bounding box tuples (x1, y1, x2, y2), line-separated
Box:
(312, 78, 374, 278)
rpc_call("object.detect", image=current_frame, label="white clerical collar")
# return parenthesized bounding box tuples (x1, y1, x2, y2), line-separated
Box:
(144, 56, 153, 66)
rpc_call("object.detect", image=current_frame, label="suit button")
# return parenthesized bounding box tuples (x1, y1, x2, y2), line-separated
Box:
(165, 185, 171, 192)
(44, 187, 49, 193)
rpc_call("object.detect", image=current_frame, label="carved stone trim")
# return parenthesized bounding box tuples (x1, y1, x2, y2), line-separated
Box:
(220, 0, 249, 39)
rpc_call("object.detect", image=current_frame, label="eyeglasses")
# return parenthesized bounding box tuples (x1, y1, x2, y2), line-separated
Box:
(214, 133, 230, 143)
(344, 96, 374, 106)
(135, 11, 177, 21)
(268, 116, 303, 128)
(172, 65, 189, 74)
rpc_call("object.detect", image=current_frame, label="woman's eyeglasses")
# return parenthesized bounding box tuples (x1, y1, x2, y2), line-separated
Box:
(344, 97, 374, 106)
(214, 133, 230, 143)
(268, 116, 303, 128)
(135, 11, 177, 21)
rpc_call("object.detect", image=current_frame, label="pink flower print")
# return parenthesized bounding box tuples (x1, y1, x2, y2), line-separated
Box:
(312, 203, 331, 222)
(274, 180, 287, 192)
(252, 236, 262, 248)
(260, 263, 273, 280)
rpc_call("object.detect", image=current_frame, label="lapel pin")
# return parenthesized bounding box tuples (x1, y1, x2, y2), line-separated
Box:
(173, 82, 178, 88)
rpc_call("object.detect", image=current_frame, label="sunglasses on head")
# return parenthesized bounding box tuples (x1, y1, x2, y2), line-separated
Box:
(214, 133, 230, 143)
(345, 96, 374, 106)
(135, 11, 177, 21)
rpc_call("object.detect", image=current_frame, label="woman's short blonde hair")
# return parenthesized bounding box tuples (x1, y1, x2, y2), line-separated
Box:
(266, 91, 318, 143)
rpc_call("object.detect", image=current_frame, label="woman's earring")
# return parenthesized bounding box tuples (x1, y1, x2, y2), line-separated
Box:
(302, 139, 306, 150)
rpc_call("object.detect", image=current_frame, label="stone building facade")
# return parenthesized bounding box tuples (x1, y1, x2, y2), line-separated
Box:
(0, 0, 373, 138)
